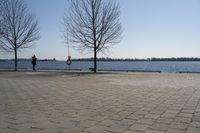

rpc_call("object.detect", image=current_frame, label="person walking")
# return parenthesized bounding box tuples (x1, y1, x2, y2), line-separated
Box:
(32, 54, 37, 70)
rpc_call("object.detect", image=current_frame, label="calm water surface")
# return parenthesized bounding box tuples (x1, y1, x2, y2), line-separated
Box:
(0, 60, 200, 73)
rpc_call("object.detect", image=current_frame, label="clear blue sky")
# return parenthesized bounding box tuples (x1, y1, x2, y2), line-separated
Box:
(1, 0, 200, 60)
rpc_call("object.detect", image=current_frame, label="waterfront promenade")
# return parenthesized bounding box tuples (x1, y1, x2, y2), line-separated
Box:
(0, 71, 200, 133)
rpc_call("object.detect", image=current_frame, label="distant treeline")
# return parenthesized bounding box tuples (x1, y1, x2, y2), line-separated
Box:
(1, 57, 200, 62)
(149, 57, 200, 61)
(73, 57, 200, 62)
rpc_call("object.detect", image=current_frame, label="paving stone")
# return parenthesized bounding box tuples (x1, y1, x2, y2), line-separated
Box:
(137, 118, 155, 125)
(135, 111, 149, 115)
(101, 131, 113, 133)
(190, 121, 200, 128)
(141, 107, 154, 112)
(170, 122, 188, 130)
(165, 110, 180, 114)
(194, 112, 200, 116)
(123, 130, 144, 133)
(161, 113, 177, 118)
(99, 119, 117, 126)
(127, 114, 144, 121)
(106, 124, 129, 133)
(156, 107, 168, 111)
(178, 113, 193, 118)
(111, 114, 126, 121)
(174, 117, 191, 123)
(145, 114, 160, 119)
(78, 120, 97, 128)
(166, 128, 186, 133)
(0, 128, 15, 133)
(156, 118, 173, 124)
(129, 124, 149, 132)
(88, 115, 107, 122)
(118, 111, 133, 117)
(150, 110, 164, 115)
(181, 110, 195, 114)
(150, 122, 169, 131)
(186, 127, 200, 133)
(85, 125, 108, 133)
(145, 129, 165, 133)
(118, 119, 136, 126)
(192, 115, 200, 122)
(102, 111, 116, 116)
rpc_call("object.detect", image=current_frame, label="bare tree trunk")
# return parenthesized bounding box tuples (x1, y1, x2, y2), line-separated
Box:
(94, 46, 97, 73)
(92, 2, 96, 73)
(14, 44, 17, 71)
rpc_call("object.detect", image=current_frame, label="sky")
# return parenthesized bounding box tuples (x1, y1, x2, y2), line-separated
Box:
(1, 0, 200, 60)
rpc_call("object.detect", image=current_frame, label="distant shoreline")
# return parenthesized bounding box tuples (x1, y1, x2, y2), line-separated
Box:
(1, 57, 200, 62)
(1, 68, 200, 74)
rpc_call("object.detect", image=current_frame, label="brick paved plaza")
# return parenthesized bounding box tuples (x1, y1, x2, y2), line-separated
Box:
(0, 71, 200, 133)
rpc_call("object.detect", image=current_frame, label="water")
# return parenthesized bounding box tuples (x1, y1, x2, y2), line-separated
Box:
(1, 60, 200, 73)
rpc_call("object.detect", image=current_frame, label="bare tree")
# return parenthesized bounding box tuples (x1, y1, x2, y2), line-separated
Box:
(0, 0, 40, 71)
(63, 0, 122, 73)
